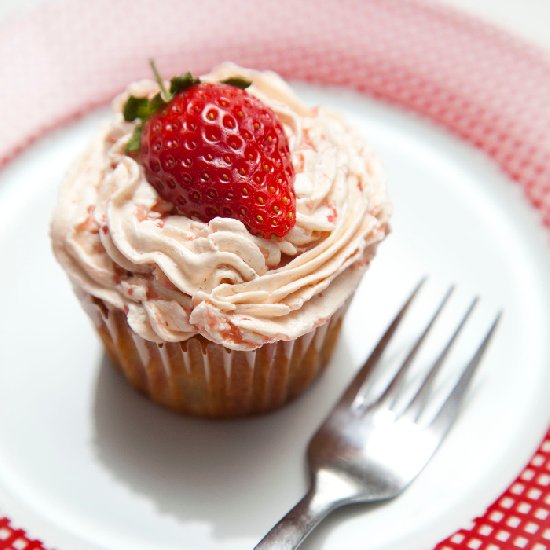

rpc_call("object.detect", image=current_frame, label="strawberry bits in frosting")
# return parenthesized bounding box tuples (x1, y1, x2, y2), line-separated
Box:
(51, 63, 391, 351)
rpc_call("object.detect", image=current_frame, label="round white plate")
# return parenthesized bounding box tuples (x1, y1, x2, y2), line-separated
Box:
(0, 84, 549, 550)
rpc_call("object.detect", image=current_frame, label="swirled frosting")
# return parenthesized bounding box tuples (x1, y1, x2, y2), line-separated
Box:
(51, 63, 391, 350)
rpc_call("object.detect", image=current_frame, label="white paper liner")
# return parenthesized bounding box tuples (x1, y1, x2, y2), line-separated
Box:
(82, 294, 349, 417)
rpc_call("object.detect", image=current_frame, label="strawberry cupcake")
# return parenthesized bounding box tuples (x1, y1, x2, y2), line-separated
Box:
(50, 62, 391, 417)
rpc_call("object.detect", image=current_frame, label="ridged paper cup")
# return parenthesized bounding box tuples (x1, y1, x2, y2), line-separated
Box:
(84, 295, 349, 418)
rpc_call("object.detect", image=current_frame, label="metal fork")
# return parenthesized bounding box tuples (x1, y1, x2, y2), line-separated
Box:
(255, 279, 501, 549)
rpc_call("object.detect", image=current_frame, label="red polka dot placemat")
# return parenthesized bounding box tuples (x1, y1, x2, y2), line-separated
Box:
(0, 0, 549, 548)
(0, 518, 43, 550)
(435, 431, 550, 549)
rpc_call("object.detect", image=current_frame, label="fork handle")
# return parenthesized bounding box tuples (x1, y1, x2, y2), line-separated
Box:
(254, 488, 335, 549)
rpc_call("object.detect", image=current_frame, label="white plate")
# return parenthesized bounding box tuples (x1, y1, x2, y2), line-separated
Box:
(0, 84, 549, 550)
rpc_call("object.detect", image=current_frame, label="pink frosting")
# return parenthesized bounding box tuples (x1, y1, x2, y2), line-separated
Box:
(50, 63, 391, 350)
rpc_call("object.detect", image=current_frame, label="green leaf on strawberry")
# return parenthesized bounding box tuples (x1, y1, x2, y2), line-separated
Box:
(170, 72, 201, 95)
(220, 77, 252, 89)
(123, 93, 165, 122)
(125, 125, 144, 153)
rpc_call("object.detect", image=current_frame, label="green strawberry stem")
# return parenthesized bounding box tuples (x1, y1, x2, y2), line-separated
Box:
(149, 59, 170, 101)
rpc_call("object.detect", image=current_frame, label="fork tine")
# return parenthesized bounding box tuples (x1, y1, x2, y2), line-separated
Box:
(341, 277, 426, 409)
(400, 296, 479, 420)
(376, 285, 455, 411)
(429, 311, 502, 435)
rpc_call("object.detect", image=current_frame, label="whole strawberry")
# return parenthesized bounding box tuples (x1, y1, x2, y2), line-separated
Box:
(123, 62, 296, 238)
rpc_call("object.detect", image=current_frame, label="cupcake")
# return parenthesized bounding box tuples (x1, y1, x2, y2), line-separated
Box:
(50, 62, 391, 417)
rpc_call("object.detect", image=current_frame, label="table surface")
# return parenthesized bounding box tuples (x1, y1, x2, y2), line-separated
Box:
(1, 0, 550, 54)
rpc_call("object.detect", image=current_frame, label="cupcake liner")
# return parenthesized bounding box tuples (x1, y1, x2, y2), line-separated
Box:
(85, 295, 348, 417)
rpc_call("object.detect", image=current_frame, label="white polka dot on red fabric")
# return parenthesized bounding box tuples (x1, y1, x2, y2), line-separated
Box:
(511, 484, 526, 495)
(507, 517, 521, 528)
(501, 497, 515, 509)
(513, 536, 528, 548)
(525, 522, 540, 534)
(479, 525, 493, 536)
(522, 469, 536, 481)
